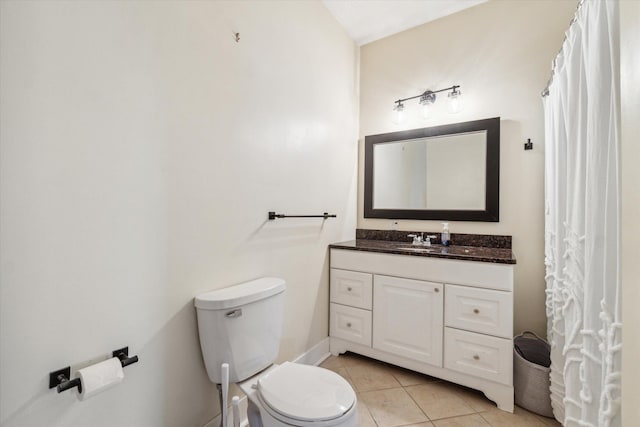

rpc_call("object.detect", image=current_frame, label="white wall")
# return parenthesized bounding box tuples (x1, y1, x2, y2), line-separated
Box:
(0, 1, 358, 426)
(620, 0, 640, 424)
(358, 0, 576, 336)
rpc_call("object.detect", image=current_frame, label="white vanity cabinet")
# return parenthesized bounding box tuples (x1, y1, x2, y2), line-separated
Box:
(329, 248, 515, 412)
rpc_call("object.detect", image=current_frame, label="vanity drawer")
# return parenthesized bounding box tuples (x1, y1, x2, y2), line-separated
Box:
(445, 284, 512, 338)
(330, 269, 373, 310)
(330, 303, 372, 347)
(444, 327, 512, 385)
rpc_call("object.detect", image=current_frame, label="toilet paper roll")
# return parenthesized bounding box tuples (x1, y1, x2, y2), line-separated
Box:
(77, 357, 125, 401)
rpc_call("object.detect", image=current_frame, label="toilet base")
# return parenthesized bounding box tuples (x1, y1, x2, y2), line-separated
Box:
(246, 399, 263, 427)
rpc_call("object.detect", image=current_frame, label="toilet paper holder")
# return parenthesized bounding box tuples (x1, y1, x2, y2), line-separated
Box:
(49, 346, 139, 393)
(49, 366, 82, 393)
(112, 346, 139, 368)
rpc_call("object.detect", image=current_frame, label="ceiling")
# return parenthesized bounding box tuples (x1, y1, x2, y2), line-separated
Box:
(323, 0, 487, 46)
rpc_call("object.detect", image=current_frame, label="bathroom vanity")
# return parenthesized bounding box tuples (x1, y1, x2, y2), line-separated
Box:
(328, 232, 516, 412)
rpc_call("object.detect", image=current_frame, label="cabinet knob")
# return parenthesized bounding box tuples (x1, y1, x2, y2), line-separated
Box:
(347, 287, 352, 292)
(473, 308, 480, 314)
(346, 322, 352, 328)
(435, 288, 440, 293)
(473, 355, 480, 360)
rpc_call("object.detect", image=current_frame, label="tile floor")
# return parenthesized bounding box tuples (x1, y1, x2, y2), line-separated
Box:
(320, 353, 562, 427)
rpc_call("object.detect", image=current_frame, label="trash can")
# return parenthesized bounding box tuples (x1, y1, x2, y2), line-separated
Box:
(513, 331, 553, 417)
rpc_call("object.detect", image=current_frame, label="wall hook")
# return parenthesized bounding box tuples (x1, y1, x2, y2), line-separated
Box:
(234, 32, 240, 43)
(524, 138, 533, 150)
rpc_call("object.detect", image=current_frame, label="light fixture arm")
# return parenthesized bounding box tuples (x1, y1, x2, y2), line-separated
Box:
(394, 85, 460, 105)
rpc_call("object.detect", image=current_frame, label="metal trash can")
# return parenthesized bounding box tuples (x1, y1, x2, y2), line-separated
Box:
(513, 331, 553, 417)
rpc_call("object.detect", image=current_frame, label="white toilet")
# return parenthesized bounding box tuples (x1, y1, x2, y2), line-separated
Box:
(195, 277, 357, 427)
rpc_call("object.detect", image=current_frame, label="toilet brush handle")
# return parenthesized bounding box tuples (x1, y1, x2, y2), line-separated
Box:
(232, 396, 240, 427)
(221, 363, 229, 427)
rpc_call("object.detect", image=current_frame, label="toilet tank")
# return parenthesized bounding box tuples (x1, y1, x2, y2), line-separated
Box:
(195, 277, 286, 384)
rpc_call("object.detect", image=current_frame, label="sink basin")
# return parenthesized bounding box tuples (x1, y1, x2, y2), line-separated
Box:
(395, 246, 434, 253)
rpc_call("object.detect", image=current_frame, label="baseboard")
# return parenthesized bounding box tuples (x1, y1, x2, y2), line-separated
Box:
(202, 337, 331, 427)
(292, 337, 331, 366)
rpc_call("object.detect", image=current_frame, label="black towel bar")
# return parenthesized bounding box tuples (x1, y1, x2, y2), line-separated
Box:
(268, 211, 336, 220)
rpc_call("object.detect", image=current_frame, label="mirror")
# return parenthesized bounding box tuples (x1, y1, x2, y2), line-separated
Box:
(364, 117, 500, 222)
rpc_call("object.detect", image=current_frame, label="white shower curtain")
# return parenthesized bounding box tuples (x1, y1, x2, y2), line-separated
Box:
(543, 1, 621, 426)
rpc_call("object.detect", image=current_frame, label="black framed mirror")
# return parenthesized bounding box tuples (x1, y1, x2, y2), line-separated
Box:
(364, 117, 500, 222)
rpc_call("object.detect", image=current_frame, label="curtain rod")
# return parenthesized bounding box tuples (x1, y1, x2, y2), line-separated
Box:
(541, 0, 587, 97)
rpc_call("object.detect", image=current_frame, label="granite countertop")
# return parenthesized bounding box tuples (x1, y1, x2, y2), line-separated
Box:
(329, 239, 516, 264)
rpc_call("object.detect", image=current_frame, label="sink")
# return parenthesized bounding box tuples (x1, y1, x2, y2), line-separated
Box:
(395, 246, 434, 253)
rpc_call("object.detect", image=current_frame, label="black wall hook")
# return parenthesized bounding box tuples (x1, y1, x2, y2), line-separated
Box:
(524, 138, 533, 150)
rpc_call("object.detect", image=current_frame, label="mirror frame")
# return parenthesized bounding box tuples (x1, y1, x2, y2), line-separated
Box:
(364, 117, 500, 222)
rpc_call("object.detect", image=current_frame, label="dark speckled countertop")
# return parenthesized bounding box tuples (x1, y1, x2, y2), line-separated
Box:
(329, 239, 516, 264)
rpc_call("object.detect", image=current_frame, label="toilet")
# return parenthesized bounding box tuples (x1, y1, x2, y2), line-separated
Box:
(195, 277, 357, 427)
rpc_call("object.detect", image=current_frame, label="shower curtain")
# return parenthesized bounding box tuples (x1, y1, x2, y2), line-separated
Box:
(543, 1, 621, 426)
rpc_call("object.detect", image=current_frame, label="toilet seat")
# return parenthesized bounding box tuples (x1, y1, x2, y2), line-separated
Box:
(256, 362, 356, 424)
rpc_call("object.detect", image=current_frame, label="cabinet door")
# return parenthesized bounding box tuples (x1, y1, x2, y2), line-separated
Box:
(373, 275, 443, 366)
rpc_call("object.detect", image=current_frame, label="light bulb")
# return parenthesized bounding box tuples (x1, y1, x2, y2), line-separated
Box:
(392, 102, 405, 124)
(448, 88, 463, 114)
(419, 91, 436, 120)
(420, 103, 432, 119)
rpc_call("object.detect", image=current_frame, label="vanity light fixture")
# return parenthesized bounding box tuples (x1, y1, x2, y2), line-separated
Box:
(393, 85, 462, 123)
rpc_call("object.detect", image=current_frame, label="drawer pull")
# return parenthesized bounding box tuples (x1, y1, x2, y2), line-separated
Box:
(473, 308, 480, 314)
(435, 288, 440, 293)
(347, 287, 353, 292)
(346, 322, 352, 328)
(473, 354, 480, 360)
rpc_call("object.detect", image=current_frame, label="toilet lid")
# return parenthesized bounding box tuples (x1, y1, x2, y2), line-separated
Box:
(257, 362, 355, 422)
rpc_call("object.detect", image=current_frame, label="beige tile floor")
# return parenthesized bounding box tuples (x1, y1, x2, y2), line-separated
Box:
(320, 353, 562, 427)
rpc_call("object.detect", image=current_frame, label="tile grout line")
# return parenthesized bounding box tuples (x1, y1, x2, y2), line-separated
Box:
(404, 381, 482, 423)
(400, 382, 433, 425)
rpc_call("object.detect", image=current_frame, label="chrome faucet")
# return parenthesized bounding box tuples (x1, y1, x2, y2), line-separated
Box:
(407, 233, 423, 245)
(423, 235, 438, 246)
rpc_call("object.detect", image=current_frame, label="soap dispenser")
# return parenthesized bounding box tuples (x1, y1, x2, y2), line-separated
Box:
(441, 223, 450, 246)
